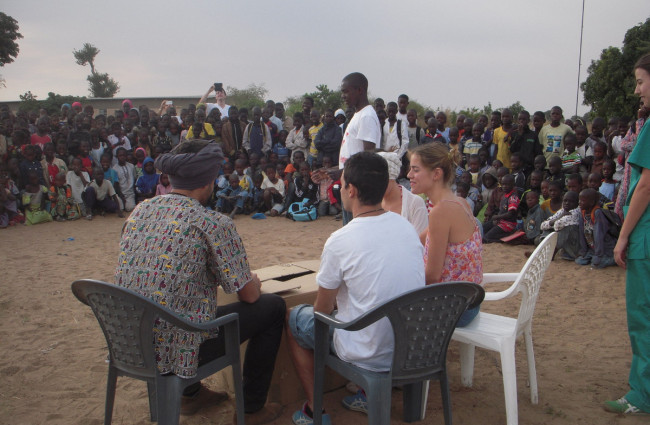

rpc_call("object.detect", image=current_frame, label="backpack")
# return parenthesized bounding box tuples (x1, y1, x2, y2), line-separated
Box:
(600, 206, 622, 238)
(286, 198, 317, 221)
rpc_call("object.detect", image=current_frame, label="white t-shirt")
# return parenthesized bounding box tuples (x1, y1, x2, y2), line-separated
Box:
(317, 211, 425, 371)
(206, 103, 230, 118)
(339, 105, 381, 168)
(89, 179, 116, 201)
(382, 119, 409, 158)
(401, 188, 429, 235)
(66, 171, 90, 203)
(261, 177, 285, 197)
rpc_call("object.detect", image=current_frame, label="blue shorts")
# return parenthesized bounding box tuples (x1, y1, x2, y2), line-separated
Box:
(288, 304, 335, 352)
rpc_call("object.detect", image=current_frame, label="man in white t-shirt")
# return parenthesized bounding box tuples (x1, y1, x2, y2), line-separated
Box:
(199, 83, 230, 118)
(338, 72, 381, 168)
(287, 152, 425, 425)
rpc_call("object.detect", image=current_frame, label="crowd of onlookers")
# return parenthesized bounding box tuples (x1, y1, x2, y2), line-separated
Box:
(0, 89, 645, 268)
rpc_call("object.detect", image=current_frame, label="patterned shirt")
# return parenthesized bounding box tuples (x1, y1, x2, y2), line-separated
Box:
(115, 194, 252, 377)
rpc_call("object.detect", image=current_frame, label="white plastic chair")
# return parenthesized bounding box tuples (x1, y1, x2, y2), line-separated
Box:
(451, 232, 557, 425)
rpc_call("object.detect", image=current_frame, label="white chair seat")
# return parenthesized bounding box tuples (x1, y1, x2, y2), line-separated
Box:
(451, 232, 557, 425)
(453, 312, 517, 352)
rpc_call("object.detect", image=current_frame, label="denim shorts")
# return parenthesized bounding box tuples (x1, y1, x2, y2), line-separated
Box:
(288, 304, 335, 352)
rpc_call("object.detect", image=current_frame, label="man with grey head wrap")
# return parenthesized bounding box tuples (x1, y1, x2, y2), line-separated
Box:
(116, 139, 285, 424)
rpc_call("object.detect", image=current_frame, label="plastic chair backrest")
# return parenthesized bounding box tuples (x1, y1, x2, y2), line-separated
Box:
(335, 282, 484, 383)
(72, 279, 197, 379)
(513, 232, 557, 331)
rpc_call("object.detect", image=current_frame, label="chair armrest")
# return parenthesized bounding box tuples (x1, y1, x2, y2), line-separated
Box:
(314, 309, 383, 332)
(165, 312, 240, 333)
(481, 273, 521, 301)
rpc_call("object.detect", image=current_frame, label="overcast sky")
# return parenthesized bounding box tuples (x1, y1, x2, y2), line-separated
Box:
(2, 0, 649, 117)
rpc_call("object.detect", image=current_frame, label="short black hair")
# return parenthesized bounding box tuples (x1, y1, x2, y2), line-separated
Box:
(398, 94, 409, 101)
(567, 173, 583, 184)
(343, 152, 388, 206)
(342, 72, 369, 91)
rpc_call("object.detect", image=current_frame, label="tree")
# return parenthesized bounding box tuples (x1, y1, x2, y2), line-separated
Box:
(0, 12, 22, 67)
(0, 12, 23, 88)
(285, 85, 343, 116)
(581, 18, 650, 119)
(18, 91, 86, 115)
(225, 83, 268, 111)
(73, 43, 100, 74)
(73, 43, 120, 97)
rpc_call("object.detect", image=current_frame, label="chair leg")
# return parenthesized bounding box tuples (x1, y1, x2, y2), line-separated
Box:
(524, 327, 538, 404)
(440, 372, 452, 425)
(500, 345, 519, 425)
(104, 366, 118, 425)
(155, 376, 182, 425)
(366, 383, 392, 425)
(402, 381, 428, 422)
(146, 379, 157, 422)
(232, 360, 246, 425)
(458, 343, 476, 387)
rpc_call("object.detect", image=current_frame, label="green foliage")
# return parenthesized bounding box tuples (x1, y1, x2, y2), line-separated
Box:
(285, 85, 343, 117)
(87, 72, 119, 98)
(226, 83, 268, 111)
(581, 18, 650, 119)
(73, 43, 100, 74)
(73, 43, 120, 98)
(18, 91, 86, 115)
(0, 12, 22, 67)
(305, 84, 343, 113)
(18, 91, 38, 112)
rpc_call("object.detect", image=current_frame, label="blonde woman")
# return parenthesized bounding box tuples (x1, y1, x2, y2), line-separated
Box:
(408, 142, 483, 325)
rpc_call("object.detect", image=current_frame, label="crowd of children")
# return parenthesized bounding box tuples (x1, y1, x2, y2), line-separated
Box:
(0, 95, 644, 270)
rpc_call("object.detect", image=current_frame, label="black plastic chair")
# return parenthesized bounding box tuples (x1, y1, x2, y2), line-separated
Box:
(312, 281, 485, 425)
(71, 279, 245, 425)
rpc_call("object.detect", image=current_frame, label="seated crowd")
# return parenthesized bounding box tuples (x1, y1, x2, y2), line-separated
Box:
(0, 88, 642, 271)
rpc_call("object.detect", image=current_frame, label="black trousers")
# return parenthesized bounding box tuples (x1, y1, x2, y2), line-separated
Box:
(184, 293, 286, 413)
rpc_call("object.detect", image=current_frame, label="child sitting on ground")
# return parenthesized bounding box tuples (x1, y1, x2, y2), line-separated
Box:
(522, 190, 544, 245)
(541, 180, 563, 215)
(283, 161, 317, 212)
(135, 157, 159, 203)
(575, 188, 617, 269)
(459, 171, 482, 216)
(261, 164, 285, 216)
(49, 172, 80, 221)
(22, 171, 52, 225)
(66, 157, 91, 216)
(312, 156, 341, 218)
(565, 173, 583, 194)
(217, 173, 248, 219)
(561, 133, 582, 174)
(589, 140, 608, 176)
(539, 190, 581, 260)
(249, 173, 265, 213)
(112, 147, 136, 212)
(546, 156, 565, 190)
(83, 167, 123, 220)
(0, 171, 24, 227)
(587, 172, 612, 206)
(483, 174, 519, 243)
(599, 159, 618, 202)
(155, 173, 172, 196)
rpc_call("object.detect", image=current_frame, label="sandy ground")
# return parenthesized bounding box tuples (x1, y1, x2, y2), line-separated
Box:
(0, 214, 645, 425)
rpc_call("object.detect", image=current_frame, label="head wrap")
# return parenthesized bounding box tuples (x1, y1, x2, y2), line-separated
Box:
(122, 99, 132, 107)
(154, 141, 223, 190)
(376, 151, 401, 180)
(61, 103, 71, 110)
(71, 101, 82, 109)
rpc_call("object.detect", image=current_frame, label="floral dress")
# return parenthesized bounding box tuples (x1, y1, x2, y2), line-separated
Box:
(424, 199, 483, 285)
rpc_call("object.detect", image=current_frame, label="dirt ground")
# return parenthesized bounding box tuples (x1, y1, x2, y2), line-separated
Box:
(0, 214, 645, 424)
